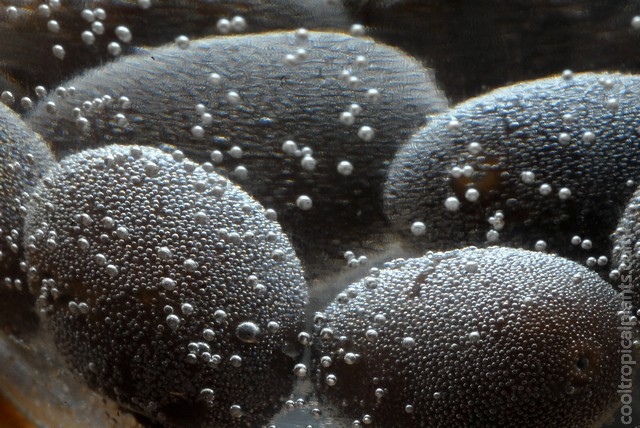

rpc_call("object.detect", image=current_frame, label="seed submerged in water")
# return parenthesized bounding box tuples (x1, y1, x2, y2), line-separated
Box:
(23, 145, 307, 427)
(312, 247, 625, 427)
(385, 72, 640, 272)
(0, 0, 353, 105)
(27, 31, 447, 279)
(0, 102, 54, 336)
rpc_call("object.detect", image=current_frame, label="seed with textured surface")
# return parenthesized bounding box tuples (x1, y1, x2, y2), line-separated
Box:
(0, 102, 54, 336)
(28, 31, 446, 278)
(0, 0, 351, 107)
(385, 72, 640, 274)
(23, 145, 307, 427)
(611, 185, 640, 310)
(312, 247, 627, 427)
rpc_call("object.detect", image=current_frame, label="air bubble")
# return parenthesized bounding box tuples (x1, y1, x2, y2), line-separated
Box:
(465, 188, 480, 202)
(175, 35, 190, 49)
(229, 405, 243, 418)
(166, 314, 180, 331)
(520, 171, 535, 184)
(325, 374, 337, 386)
(183, 258, 198, 272)
(200, 388, 215, 402)
(1, 91, 14, 106)
(582, 131, 596, 143)
(191, 125, 205, 139)
(293, 363, 308, 377)
(465, 260, 479, 273)
(558, 187, 572, 200)
(52, 45, 65, 60)
(157, 246, 172, 260)
(301, 156, 316, 171)
(539, 183, 552, 196)
(80, 30, 95, 45)
(161, 277, 176, 291)
(230, 16, 247, 32)
(337, 160, 354, 176)
(216, 18, 231, 34)
(115, 26, 132, 43)
(410, 221, 426, 236)
(444, 196, 460, 211)
(357, 126, 375, 142)
(339, 112, 355, 126)
(91, 21, 105, 35)
(344, 353, 357, 364)
(181, 303, 194, 315)
(105, 264, 119, 277)
(350, 24, 365, 36)
(296, 195, 313, 210)
(235, 321, 260, 344)
(81, 9, 95, 22)
(108, 42, 122, 57)
(401, 337, 416, 348)
(225, 91, 241, 105)
(230, 355, 242, 367)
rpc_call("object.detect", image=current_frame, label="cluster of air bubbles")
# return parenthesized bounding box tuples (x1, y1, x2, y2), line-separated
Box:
(23, 30, 446, 285)
(449, 164, 474, 179)
(343, 250, 368, 268)
(216, 16, 247, 35)
(383, 71, 640, 289)
(280, 140, 318, 172)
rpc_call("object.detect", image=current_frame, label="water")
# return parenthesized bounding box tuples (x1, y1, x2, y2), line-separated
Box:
(0, 1, 639, 427)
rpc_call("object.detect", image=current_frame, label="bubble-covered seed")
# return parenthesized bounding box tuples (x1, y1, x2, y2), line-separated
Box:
(23, 145, 307, 427)
(385, 72, 640, 271)
(0, 102, 54, 336)
(312, 247, 627, 427)
(27, 31, 447, 278)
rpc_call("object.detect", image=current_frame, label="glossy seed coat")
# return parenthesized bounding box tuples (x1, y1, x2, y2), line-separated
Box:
(23, 144, 307, 427)
(312, 247, 627, 427)
(0, 102, 54, 335)
(0, 0, 349, 106)
(385, 72, 640, 273)
(28, 31, 447, 277)
(611, 185, 640, 310)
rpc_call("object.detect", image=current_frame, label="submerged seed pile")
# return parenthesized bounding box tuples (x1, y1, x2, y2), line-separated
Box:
(312, 247, 624, 427)
(0, 102, 54, 335)
(23, 144, 307, 427)
(28, 31, 447, 276)
(385, 72, 640, 271)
